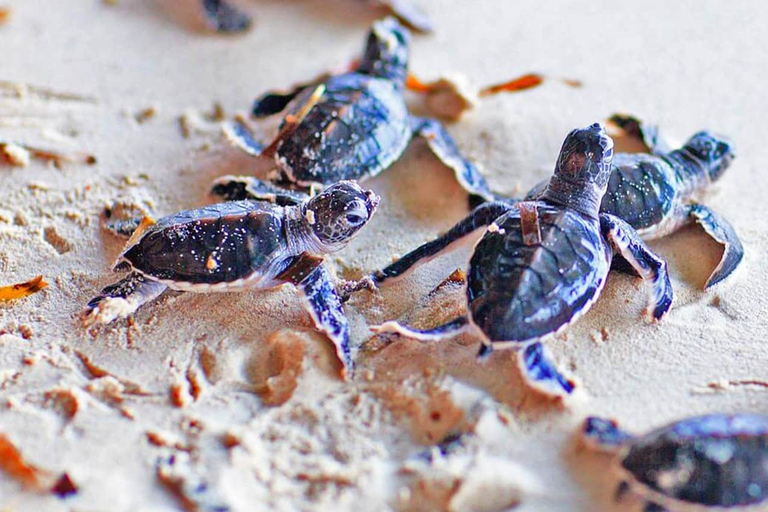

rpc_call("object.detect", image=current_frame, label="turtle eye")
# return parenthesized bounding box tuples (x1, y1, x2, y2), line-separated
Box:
(345, 212, 366, 226)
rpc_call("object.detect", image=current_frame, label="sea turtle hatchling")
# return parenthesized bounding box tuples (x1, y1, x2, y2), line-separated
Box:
(82, 181, 379, 378)
(367, 123, 673, 396)
(210, 17, 494, 205)
(524, 114, 743, 289)
(580, 414, 768, 511)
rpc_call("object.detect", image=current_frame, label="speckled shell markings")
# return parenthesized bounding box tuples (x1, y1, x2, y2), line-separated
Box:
(120, 201, 287, 288)
(621, 415, 768, 508)
(466, 203, 611, 345)
(600, 153, 678, 237)
(275, 73, 411, 185)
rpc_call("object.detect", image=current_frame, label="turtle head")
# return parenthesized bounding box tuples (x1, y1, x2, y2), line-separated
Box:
(543, 123, 614, 217)
(357, 17, 410, 84)
(683, 131, 735, 182)
(303, 181, 379, 252)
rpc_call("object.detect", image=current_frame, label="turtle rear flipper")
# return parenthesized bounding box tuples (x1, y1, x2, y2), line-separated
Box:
(278, 254, 352, 380)
(688, 203, 744, 289)
(517, 342, 575, 397)
(410, 116, 496, 206)
(210, 176, 309, 204)
(601, 213, 673, 321)
(82, 272, 167, 327)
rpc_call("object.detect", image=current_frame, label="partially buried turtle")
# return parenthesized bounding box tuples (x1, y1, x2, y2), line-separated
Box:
(82, 181, 379, 378)
(580, 414, 768, 511)
(211, 17, 494, 205)
(523, 114, 743, 289)
(367, 123, 673, 396)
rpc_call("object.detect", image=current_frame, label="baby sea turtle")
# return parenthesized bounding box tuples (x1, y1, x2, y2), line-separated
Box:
(211, 17, 494, 205)
(369, 123, 673, 396)
(580, 414, 768, 511)
(82, 181, 379, 377)
(525, 114, 743, 288)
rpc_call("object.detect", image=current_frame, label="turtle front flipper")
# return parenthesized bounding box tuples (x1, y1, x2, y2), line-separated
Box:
(607, 113, 672, 155)
(372, 201, 512, 285)
(279, 254, 353, 379)
(601, 214, 674, 321)
(82, 272, 168, 327)
(516, 342, 575, 397)
(410, 116, 496, 206)
(687, 203, 744, 289)
(210, 176, 310, 204)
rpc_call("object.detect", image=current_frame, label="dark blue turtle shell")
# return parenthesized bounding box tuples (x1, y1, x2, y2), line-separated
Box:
(275, 73, 410, 186)
(623, 414, 768, 507)
(121, 201, 287, 285)
(466, 203, 611, 344)
(599, 153, 677, 234)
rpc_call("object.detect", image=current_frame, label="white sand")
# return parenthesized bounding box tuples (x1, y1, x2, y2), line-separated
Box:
(1, 1, 767, 511)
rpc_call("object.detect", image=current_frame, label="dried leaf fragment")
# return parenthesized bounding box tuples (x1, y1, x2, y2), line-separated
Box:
(0, 275, 47, 301)
(407, 72, 581, 121)
(0, 434, 47, 489)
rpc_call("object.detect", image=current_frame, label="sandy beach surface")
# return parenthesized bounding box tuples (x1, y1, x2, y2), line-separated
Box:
(1, 1, 767, 511)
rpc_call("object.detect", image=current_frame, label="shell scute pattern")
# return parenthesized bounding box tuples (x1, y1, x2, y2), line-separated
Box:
(277, 74, 409, 185)
(601, 154, 676, 232)
(467, 204, 610, 343)
(122, 201, 284, 285)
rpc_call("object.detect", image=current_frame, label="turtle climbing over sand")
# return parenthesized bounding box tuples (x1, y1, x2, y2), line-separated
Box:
(524, 114, 743, 289)
(211, 17, 494, 205)
(580, 414, 768, 511)
(82, 181, 379, 377)
(366, 123, 673, 397)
